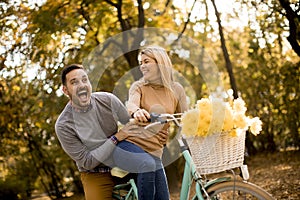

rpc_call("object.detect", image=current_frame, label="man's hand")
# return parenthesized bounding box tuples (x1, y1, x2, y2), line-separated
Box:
(114, 123, 139, 141)
(157, 129, 169, 145)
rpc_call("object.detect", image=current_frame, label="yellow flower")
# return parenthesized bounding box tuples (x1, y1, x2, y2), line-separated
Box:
(198, 111, 211, 136)
(196, 98, 211, 111)
(249, 117, 262, 136)
(233, 98, 247, 114)
(181, 95, 263, 138)
(209, 98, 225, 134)
(223, 104, 234, 131)
(229, 129, 237, 137)
(233, 113, 248, 130)
(181, 109, 199, 136)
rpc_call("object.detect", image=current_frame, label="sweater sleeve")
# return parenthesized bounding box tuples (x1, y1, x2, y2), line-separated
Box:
(127, 81, 142, 115)
(55, 119, 116, 171)
(174, 82, 188, 113)
(107, 92, 131, 125)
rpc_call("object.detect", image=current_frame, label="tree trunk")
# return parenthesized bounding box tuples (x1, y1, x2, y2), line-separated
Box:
(104, 0, 145, 80)
(279, 0, 300, 57)
(211, 0, 239, 99)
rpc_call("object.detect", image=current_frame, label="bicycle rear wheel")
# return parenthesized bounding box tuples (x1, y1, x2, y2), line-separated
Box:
(205, 180, 274, 200)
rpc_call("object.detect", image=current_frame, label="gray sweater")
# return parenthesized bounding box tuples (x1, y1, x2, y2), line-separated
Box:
(55, 92, 130, 172)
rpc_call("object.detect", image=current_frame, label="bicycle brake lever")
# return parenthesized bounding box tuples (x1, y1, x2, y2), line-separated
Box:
(144, 120, 168, 130)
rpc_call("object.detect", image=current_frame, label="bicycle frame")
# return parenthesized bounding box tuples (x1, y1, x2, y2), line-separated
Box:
(113, 113, 274, 200)
(148, 113, 233, 199)
(150, 113, 254, 200)
(113, 178, 138, 200)
(179, 138, 231, 200)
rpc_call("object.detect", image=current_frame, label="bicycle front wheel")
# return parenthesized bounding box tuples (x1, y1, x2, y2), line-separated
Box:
(205, 180, 274, 200)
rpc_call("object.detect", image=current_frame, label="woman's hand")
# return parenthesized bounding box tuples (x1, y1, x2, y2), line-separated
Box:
(133, 108, 150, 122)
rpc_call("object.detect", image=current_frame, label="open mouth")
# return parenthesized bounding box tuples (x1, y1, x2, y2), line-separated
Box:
(77, 90, 88, 101)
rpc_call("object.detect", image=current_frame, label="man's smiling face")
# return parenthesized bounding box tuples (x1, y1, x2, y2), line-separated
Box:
(63, 68, 92, 108)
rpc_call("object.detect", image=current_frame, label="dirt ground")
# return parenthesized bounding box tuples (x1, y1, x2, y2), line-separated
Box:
(53, 150, 299, 200)
(170, 150, 300, 200)
(243, 150, 299, 200)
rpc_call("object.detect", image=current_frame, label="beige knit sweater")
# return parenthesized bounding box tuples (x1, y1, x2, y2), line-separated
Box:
(126, 80, 188, 158)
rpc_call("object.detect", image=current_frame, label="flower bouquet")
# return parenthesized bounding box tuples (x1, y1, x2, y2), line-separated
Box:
(181, 95, 262, 174)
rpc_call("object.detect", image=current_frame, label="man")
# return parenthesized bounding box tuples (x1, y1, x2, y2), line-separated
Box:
(55, 63, 136, 199)
(55, 64, 169, 199)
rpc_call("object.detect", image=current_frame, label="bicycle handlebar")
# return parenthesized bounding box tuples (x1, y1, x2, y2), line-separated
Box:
(144, 113, 182, 129)
(144, 113, 189, 149)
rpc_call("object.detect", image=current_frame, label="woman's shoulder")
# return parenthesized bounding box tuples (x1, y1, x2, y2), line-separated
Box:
(133, 79, 145, 86)
(130, 79, 145, 90)
(172, 82, 185, 91)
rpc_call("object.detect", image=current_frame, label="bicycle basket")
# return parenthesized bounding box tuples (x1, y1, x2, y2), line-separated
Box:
(186, 130, 246, 175)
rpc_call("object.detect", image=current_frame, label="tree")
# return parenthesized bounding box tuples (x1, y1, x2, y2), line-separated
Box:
(278, 0, 300, 56)
(1, 0, 299, 198)
(211, 0, 238, 99)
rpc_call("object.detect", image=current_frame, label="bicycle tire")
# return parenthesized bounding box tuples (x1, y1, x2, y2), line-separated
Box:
(205, 180, 274, 200)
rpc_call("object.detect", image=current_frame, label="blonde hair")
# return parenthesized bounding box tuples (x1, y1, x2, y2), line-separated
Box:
(138, 45, 174, 90)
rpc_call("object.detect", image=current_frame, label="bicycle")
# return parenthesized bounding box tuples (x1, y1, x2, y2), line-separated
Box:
(112, 177, 138, 200)
(112, 113, 274, 199)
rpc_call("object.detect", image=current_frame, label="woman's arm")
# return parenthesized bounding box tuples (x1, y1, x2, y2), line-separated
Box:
(127, 81, 142, 116)
(174, 82, 189, 113)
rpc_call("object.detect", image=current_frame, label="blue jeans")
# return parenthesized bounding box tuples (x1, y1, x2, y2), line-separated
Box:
(113, 140, 169, 200)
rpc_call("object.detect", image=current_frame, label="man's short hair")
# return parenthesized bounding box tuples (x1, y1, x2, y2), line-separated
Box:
(61, 64, 84, 85)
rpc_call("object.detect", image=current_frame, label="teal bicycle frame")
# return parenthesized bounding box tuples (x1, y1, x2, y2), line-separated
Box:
(113, 178, 138, 200)
(179, 139, 231, 200)
(112, 113, 274, 199)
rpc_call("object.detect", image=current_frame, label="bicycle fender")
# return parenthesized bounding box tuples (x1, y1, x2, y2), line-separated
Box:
(204, 177, 231, 189)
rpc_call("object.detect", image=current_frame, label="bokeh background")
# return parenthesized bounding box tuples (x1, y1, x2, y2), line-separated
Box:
(0, 0, 299, 199)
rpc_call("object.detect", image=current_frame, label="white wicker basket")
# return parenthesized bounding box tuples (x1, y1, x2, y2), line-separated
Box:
(186, 131, 246, 175)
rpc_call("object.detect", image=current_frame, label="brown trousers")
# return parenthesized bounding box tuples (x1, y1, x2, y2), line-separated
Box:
(80, 172, 114, 200)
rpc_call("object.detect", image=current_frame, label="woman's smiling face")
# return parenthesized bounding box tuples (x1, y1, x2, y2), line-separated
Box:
(139, 54, 161, 83)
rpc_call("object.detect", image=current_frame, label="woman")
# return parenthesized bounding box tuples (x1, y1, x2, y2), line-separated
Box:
(113, 46, 188, 200)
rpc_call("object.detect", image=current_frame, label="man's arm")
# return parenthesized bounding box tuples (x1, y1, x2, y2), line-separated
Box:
(55, 124, 116, 170)
(55, 119, 138, 170)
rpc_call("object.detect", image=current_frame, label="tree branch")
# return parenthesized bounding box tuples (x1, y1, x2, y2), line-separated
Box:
(175, 0, 197, 43)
